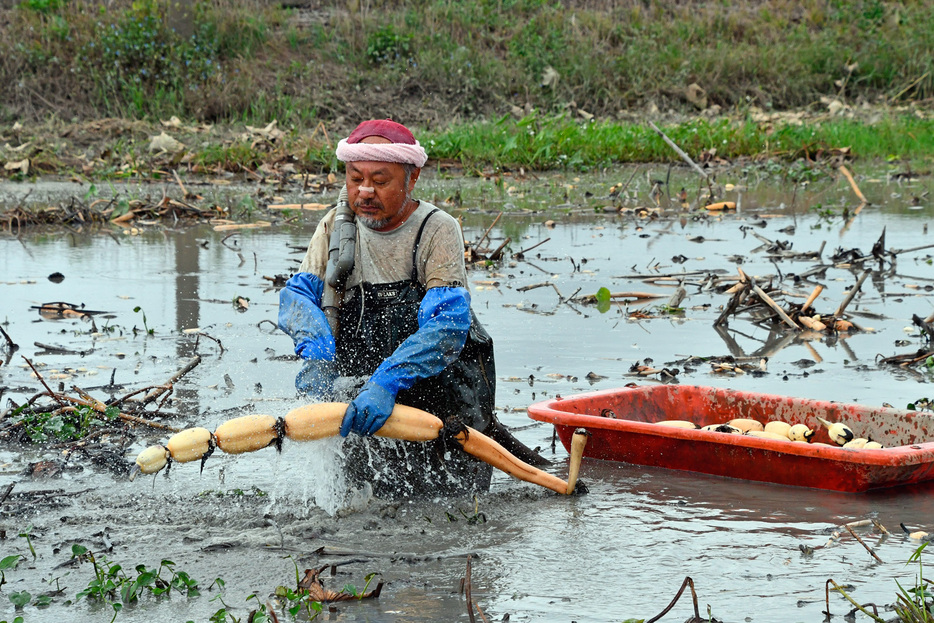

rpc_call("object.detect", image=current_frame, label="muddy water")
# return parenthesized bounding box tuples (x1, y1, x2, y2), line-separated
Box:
(1, 168, 934, 623)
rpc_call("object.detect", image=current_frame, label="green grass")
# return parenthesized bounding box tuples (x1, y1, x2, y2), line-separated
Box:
(421, 113, 934, 171)
(1, 110, 931, 184)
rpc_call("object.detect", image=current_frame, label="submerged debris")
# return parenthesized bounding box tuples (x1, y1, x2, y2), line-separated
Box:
(297, 566, 383, 602)
(878, 313, 934, 369)
(713, 267, 871, 336)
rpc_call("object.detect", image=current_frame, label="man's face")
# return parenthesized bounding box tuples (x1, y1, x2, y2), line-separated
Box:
(345, 138, 420, 231)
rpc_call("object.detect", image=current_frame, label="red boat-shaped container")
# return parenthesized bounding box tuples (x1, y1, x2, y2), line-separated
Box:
(527, 385, 934, 492)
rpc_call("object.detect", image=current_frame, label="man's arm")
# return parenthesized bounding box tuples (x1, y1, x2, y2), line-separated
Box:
(340, 285, 471, 436)
(278, 272, 335, 361)
(278, 211, 338, 396)
(341, 213, 473, 436)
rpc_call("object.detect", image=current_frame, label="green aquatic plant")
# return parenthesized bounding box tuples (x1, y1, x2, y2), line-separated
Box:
(72, 544, 202, 622)
(12, 403, 119, 443)
(272, 556, 324, 619)
(245, 593, 288, 622)
(17, 527, 35, 560)
(895, 543, 934, 623)
(826, 544, 934, 623)
(657, 303, 685, 315)
(595, 286, 612, 314)
(343, 572, 380, 601)
(132, 305, 154, 335)
(7, 591, 30, 610)
(0, 554, 22, 589)
(197, 485, 268, 498)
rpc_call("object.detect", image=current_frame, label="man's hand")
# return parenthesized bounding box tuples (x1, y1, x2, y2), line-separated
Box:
(341, 383, 396, 437)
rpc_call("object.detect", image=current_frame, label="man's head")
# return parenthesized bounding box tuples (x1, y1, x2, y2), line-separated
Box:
(335, 119, 427, 231)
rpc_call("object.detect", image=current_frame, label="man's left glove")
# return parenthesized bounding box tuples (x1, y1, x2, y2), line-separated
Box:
(341, 382, 396, 437)
(339, 286, 472, 437)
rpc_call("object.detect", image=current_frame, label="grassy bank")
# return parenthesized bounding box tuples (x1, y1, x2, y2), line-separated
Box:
(1, 111, 931, 183)
(1, 0, 933, 128)
(1, 0, 933, 179)
(425, 112, 934, 171)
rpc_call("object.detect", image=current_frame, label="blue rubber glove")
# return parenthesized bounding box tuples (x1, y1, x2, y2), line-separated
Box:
(340, 382, 396, 437)
(278, 273, 336, 362)
(340, 287, 471, 437)
(295, 358, 337, 399)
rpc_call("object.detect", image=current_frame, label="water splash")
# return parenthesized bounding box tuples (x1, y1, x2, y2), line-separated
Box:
(269, 436, 349, 516)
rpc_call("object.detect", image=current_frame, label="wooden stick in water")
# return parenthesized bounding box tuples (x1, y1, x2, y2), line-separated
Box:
(845, 524, 883, 564)
(649, 121, 711, 183)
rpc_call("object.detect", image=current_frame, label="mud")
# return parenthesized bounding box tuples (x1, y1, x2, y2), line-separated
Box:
(1, 166, 934, 622)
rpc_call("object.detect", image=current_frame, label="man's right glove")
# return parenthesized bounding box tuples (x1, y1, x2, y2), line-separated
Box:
(279, 273, 337, 398)
(278, 273, 336, 362)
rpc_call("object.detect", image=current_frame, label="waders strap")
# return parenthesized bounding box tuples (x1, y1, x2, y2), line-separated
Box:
(410, 208, 441, 283)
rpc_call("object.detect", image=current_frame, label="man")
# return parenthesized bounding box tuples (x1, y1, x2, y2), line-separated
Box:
(278, 119, 499, 496)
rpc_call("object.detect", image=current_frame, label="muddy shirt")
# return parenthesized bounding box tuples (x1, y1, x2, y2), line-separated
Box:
(298, 200, 468, 291)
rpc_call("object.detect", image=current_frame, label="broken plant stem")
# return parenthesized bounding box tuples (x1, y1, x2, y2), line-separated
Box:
(515, 237, 551, 256)
(516, 281, 554, 292)
(834, 270, 871, 318)
(714, 283, 748, 327)
(465, 555, 477, 623)
(0, 483, 14, 505)
(645, 577, 700, 623)
(475, 212, 503, 251)
(488, 237, 511, 261)
(0, 325, 17, 351)
(172, 169, 190, 198)
(648, 121, 712, 184)
(889, 242, 934, 256)
(749, 280, 799, 329)
(193, 332, 225, 353)
(516, 282, 566, 300)
(21, 355, 66, 407)
(844, 525, 884, 563)
(71, 385, 108, 411)
(801, 285, 824, 313)
(826, 580, 885, 623)
(838, 165, 868, 204)
(137, 356, 202, 406)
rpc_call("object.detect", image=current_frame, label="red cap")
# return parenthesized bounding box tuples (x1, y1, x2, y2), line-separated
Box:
(346, 119, 416, 145)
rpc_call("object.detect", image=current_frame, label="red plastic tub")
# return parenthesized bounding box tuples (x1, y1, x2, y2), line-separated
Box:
(527, 385, 934, 492)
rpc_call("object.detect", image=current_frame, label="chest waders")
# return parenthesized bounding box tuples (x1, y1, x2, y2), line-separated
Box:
(335, 209, 497, 496)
